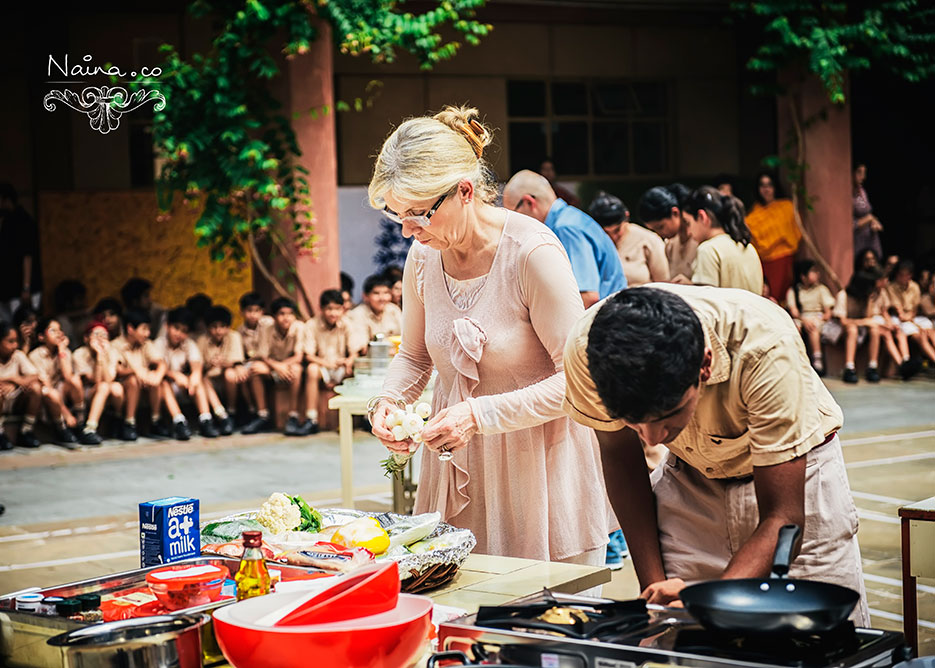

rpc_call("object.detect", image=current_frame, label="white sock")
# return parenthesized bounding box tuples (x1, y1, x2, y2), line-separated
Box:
(306, 409, 318, 422)
(172, 414, 186, 424)
(213, 407, 228, 419)
(845, 362, 855, 370)
(198, 412, 211, 422)
(257, 409, 269, 418)
(868, 361, 878, 369)
(288, 411, 299, 419)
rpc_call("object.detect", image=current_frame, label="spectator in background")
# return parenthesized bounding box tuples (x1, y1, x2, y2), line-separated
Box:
(714, 173, 735, 197)
(304, 289, 358, 431)
(786, 260, 835, 376)
(383, 265, 404, 309)
(0, 320, 42, 449)
(121, 278, 166, 339)
(639, 184, 697, 285)
(184, 293, 213, 338)
(857, 248, 881, 273)
(589, 191, 669, 287)
(152, 307, 205, 440)
(853, 163, 883, 260)
(53, 280, 90, 348)
(112, 310, 164, 442)
(887, 260, 935, 365)
(92, 298, 123, 341)
(73, 321, 124, 445)
(745, 172, 800, 301)
(29, 317, 82, 447)
(833, 268, 891, 384)
(340, 272, 355, 312)
(346, 274, 402, 354)
(683, 187, 763, 295)
(13, 305, 38, 354)
(503, 170, 627, 308)
(0, 183, 42, 323)
(237, 292, 273, 424)
(538, 157, 580, 207)
(197, 305, 241, 436)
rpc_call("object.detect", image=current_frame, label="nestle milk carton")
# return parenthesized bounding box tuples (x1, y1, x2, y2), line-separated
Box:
(139, 497, 200, 567)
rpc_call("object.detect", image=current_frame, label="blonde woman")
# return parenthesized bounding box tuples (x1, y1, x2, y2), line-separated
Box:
(366, 106, 613, 564)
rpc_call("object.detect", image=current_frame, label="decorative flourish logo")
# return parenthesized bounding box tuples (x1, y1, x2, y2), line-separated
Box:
(43, 86, 166, 135)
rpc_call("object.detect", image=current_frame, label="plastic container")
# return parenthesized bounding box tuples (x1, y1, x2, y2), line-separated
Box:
(145, 563, 227, 611)
(15, 593, 43, 612)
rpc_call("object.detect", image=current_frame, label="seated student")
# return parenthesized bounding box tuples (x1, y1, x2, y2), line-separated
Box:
(13, 305, 38, 353)
(340, 272, 355, 313)
(28, 317, 83, 446)
(345, 274, 402, 354)
(53, 279, 90, 349)
(241, 298, 307, 436)
(92, 297, 123, 341)
(73, 321, 124, 445)
(237, 292, 274, 419)
(921, 272, 935, 333)
(832, 268, 902, 383)
(0, 320, 42, 449)
(197, 305, 244, 436)
(121, 278, 166, 339)
(785, 260, 835, 376)
(304, 290, 358, 432)
(112, 310, 166, 441)
(185, 293, 213, 339)
(383, 266, 404, 309)
(152, 307, 214, 440)
(887, 260, 935, 366)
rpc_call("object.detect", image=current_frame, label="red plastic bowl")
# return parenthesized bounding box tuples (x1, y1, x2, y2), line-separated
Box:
(213, 591, 433, 668)
(145, 563, 226, 611)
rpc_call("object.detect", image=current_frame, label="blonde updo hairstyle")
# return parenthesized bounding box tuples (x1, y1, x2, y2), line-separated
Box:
(368, 105, 497, 210)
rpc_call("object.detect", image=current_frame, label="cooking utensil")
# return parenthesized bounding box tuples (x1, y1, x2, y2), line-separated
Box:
(47, 613, 209, 668)
(679, 524, 860, 634)
(426, 650, 530, 667)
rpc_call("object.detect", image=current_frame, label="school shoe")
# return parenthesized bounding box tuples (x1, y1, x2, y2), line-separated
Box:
(283, 415, 302, 436)
(842, 368, 859, 384)
(295, 419, 320, 436)
(899, 358, 921, 380)
(0, 433, 12, 451)
(119, 421, 138, 441)
(17, 431, 41, 448)
(865, 367, 881, 383)
(174, 420, 192, 441)
(150, 420, 173, 440)
(241, 415, 273, 435)
(217, 415, 234, 436)
(79, 430, 104, 446)
(199, 418, 219, 439)
(55, 427, 80, 450)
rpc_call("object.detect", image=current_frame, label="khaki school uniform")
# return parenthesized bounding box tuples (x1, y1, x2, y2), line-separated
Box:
(153, 337, 202, 373)
(665, 234, 698, 282)
(786, 283, 835, 319)
(305, 316, 352, 385)
(346, 303, 402, 352)
(73, 345, 119, 382)
(257, 320, 304, 362)
(887, 280, 932, 335)
(112, 336, 161, 375)
(614, 224, 670, 287)
(692, 234, 764, 295)
(562, 283, 868, 625)
(239, 315, 274, 361)
(197, 331, 245, 378)
(29, 346, 69, 386)
(0, 350, 38, 411)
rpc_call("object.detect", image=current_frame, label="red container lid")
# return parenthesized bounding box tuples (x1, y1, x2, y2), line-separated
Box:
(145, 563, 227, 589)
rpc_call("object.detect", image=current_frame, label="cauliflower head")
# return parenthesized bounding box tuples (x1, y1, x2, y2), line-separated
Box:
(256, 492, 301, 535)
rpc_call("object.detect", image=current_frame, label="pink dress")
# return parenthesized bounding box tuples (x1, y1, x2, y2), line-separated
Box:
(383, 212, 613, 561)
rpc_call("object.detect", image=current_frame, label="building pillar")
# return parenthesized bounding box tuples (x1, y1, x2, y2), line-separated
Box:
(777, 74, 853, 290)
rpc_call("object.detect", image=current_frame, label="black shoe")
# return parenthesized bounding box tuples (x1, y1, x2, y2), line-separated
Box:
(150, 420, 172, 439)
(199, 418, 219, 438)
(295, 419, 320, 436)
(241, 415, 273, 435)
(119, 421, 138, 441)
(865, 366, 881, 383)
(899, 359, 920, 380)
(0, 503, 4, 516)
(842, 368, 858, 384)
(174, 420, 192, 441)
(79, 430, 104, 446)
(217, 415, 234, 436)
(0, 433, 12, 451)
(813, 363, 826, 378)
(17, 431, 41, 448)
(284, 415, 305, 436)
(55, 427, 80, 449)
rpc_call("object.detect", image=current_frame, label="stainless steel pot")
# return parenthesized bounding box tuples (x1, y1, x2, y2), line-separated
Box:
(47, 614, 209, 668)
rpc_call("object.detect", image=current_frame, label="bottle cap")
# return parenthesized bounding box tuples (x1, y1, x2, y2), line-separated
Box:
(77, 593, 101, 610)
(242, 530, 263, 548)
(42, 596, 64, 604)
(56, 599, 82, 616)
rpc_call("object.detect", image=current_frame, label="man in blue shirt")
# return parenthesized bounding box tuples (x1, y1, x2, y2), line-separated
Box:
(503, 171, 626, 307)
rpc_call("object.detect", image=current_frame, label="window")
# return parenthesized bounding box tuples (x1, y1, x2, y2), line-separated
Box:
(507, 79, 670, 178)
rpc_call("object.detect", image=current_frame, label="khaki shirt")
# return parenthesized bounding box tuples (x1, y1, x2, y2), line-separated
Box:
(28, 346, 69, 385)
(786, 283, 835, 317)
(305, 316, 351, 363)
(693, 234, 764, 295)
(197, 331, 245, 377)
(112, 336, 161, 374)
(346, 303, 402, 352)
(665, 234, 698, 282)
(615, 224, 670, 287)
(833, 290, 867, 321)
(0, 350, 38, 380)
(887, 280, 922, 317)
(73, 345, 119, 381)
(563, 283, 843, 478)
(257, 319, 304, 362)
(921, 292, 935, 318)
(153, 337, 202, 373)
(238, 315, 274, 360)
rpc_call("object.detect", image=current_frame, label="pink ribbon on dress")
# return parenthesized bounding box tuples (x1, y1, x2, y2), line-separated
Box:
(435, 316, 487, 520)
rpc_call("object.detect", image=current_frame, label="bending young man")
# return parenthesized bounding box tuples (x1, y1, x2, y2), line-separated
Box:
(562, 284, 869, 624)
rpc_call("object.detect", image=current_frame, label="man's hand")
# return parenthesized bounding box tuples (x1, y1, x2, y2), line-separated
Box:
(640, 578, 686, 606)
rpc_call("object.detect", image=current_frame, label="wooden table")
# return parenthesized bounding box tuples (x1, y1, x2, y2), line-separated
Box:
(899, 495, 935, 656)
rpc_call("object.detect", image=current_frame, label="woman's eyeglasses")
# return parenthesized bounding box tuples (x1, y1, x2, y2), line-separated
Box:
(383, 192, 448, 228)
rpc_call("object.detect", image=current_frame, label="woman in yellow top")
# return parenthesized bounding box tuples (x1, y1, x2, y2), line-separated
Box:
(745, 172, 801, 301)
(682, 186, 763, 294)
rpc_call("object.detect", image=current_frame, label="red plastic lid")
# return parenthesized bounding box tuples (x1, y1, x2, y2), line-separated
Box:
(145, 563, 227, 588)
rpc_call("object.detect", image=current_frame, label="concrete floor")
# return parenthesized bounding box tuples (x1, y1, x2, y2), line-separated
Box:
(0, 376, 933, 655)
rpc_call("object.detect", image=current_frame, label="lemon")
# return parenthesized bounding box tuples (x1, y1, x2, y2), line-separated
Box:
(332, 517, 390, 555)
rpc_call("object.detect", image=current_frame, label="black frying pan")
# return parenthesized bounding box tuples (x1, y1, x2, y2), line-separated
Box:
(679, 524, 860, 634)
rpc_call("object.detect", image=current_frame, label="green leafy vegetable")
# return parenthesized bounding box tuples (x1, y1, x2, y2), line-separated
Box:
(287, 494, 322, 532)
(201, 518, 264, 545)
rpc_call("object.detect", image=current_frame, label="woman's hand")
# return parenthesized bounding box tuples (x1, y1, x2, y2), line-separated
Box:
(370, 398, 412, 454)
(422, 401, 478, 454)
(640, 577, 686, 606)
(870, 216, 884, 232)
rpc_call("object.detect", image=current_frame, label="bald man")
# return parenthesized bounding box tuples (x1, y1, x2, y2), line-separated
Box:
(503, 171, 626, 308)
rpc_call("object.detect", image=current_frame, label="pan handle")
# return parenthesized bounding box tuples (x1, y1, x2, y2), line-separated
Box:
(771, 524, 802, 579)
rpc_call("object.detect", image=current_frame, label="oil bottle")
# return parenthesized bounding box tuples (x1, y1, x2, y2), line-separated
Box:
(235, 530, 271, 601)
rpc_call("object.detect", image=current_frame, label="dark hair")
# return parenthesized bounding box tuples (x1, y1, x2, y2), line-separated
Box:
(638, 183, 690, 223)
(239, 291, 265, 310)
(0, 183, 18, 204)
(382, 265, 404, 284)
(167, 307, 195, 329)
(586, 288, 705, 423)
(792, 259, 819, 312)
(185, 293, 212, 318)
(270, 297, 297, 315)
(206, 305, 232, 327)
(13, 305, 37, 327)
(53, 279, 87, 312)
(363, 274, 392, 294)
(340, 272, 355, 294)
(895, 259, 915, 276)
(713, 173, 735, 190)
(121, 278, 152, 307)
(0, 320, 13, 340)
(683, 186, 752, 247)
(93, 297, 123, 317)
(588, 191, 629, 227)
(855, 248, 880, 273)
(123, 309, 152, 332)
(319, 289, 344, 309)
(754, 171, 785, 205)
(37, 316, 58, 338)
(846, 267, 883, 302)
